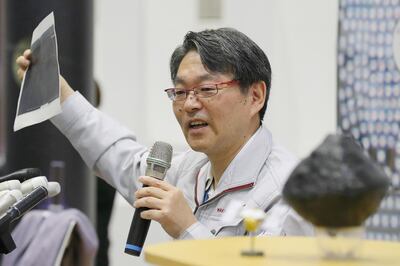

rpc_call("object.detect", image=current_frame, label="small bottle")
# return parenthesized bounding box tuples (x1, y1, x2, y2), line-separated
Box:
(48, 160, 66, 212)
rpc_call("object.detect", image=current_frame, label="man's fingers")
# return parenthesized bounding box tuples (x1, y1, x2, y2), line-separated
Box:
(135, 186, 167, 200)
(16, 50, 32, 74)
(16, 56, 30, 69)
(23, 49, 32, 58)
(134, 197, 163, 210)
(17, 69, 25, 80)
(138, 176, 173, 191)
(15, 56, 30, 81)
(140, 209, 163, 222)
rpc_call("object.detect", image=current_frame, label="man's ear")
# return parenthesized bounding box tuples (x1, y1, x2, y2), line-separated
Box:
(249, 81, 266, 116)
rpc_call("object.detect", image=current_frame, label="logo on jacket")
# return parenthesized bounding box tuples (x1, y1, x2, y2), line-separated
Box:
(217, 208, 225, 213)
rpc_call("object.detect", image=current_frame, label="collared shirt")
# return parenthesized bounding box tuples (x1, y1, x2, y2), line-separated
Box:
(51, 92, 314, 240)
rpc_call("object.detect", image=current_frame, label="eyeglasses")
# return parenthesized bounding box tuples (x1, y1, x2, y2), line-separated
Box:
(164, 80, 239, 101)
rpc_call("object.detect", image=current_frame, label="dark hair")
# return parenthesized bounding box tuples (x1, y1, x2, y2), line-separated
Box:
(170, 27, 272, 121)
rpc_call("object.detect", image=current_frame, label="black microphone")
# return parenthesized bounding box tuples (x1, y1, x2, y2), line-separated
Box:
(0, 168, 41, 183)
(0, 186, 48, 254)
(125, 141, 173, 256)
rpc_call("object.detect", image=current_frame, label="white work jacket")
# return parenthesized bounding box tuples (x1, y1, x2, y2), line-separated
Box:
(51, 92, 313, 239)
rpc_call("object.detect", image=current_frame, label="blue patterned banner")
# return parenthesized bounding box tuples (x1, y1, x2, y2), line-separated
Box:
(338, 0, 400, 241)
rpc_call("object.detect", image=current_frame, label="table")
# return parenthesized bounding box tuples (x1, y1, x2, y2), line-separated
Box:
(144, 236, 400, 266)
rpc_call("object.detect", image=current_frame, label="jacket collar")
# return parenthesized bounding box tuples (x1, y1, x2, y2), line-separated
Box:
(195, 126, 273, 206)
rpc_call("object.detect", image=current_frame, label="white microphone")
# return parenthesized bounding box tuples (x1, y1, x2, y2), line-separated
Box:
(0, 190, 23, 215)
(0, 190, 15, 198)
(0, 180, 21, 192)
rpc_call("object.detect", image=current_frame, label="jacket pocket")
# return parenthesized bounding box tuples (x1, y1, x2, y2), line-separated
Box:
(214, 216, 245, 236)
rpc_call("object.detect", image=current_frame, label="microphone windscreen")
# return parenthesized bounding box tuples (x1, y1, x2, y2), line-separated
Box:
(8, 190, 23, 201)
(0, 191, 8, 198)
(0, 180, 21, 192)
(147, 141, 173, 169)
(0, 190, 23, 214)
(47, 182, 61, 198)
(21, 176, 48, 195)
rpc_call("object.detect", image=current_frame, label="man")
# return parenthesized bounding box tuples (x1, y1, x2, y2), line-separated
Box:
(16, 28, 312, 239)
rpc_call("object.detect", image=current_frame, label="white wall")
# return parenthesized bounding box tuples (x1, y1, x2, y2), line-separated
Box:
(94, 1, 338, 265)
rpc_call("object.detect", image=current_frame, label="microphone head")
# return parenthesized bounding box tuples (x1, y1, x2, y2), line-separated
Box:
(47, 182, 61, 198)
(145, 141, 173, 180)
(146, 141, 173, 169)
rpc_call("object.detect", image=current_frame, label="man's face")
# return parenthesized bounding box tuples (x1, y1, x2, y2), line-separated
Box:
(172, 51, 258, 159)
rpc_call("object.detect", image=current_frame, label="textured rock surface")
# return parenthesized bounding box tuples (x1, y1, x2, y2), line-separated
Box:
(283, 134, 390, 227)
